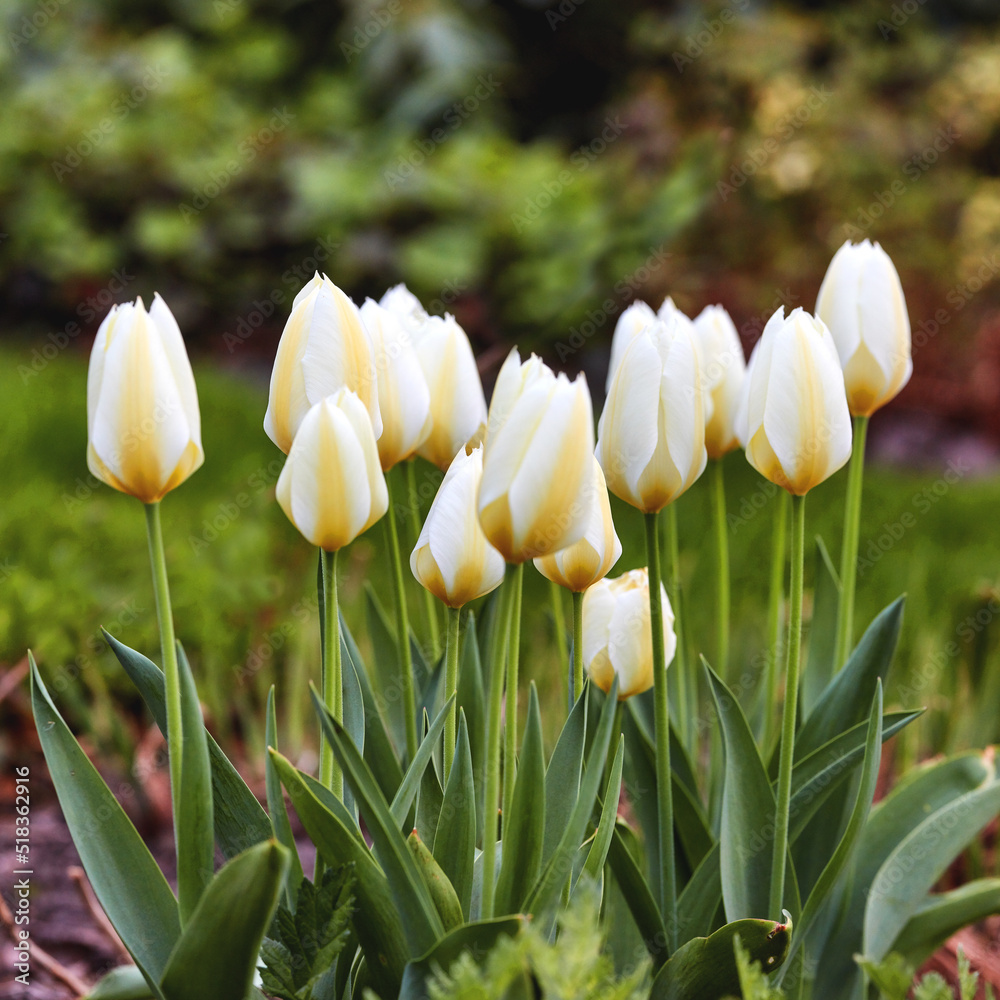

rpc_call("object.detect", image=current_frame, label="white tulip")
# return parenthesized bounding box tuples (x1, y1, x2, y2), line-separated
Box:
(606, 300, 657, 392)
(693, 305, 747, 459)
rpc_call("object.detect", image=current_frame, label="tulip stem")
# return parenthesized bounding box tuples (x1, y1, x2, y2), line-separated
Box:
(319, 548, 343, 798)
(443, 605, 461, 782)
(482, 574, 515, 919)
(645, 511, 677, 952)
(834, 415, 868, 670)
(143, 502, 183, 846)
(385, 475, 419, 761)
(711, 460, 730, 681)
(769, 492, 806, 921)
(502, 562, 524, 824)
(571, 590, 584, 706)
(665, 503, 689, 747)
(549, 579, 569, 702)
(407, 459, 441, 659)
(764, 490, 789, 752)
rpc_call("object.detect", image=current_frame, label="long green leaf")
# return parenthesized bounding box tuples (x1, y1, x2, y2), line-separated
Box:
(174, 640, 214, 923)
(582, 737, 624, 883)
(677, 843, 722, 944)
(389, 693, 456, 827)
(457, 612, 486, 842)
(801, 537, 840, 717)
(85, 966, 155, 999)
(434, 712, 477, 919)
(269, 750, 409, 996)
(30, 656, 179, 993)
(103, 630, 271, 859)
(159, 841, 288, 1000)
(606, 823, 669, 966)
(863, 751, 1000, 962)
(312, 689, 446, 953)
(265, 686, 304, 907)
(495, 684, 546, 915)
(542, 687, 587, 868)
(342, 638, 366, 825)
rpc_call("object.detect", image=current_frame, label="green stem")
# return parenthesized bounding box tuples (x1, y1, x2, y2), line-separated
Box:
(645, 511, 677, 951)
(834, 415, 869, 670)
(571, 590, 584, 705)
(385, 475, 418, 761)
(606, 700, 624, 788)
(502, 562, 524, 823)
(665, 503, 689, 748)
(711, 460, 731, 681)
(407, 459, 441, 659)
(769, 492, 806, 921)
(319, 549, 343, 798)
(443, 605, 461, 781)
(143, 502, 182, 834)
(549, 578, 569, 702)
(764, 490, 789, 752)
(481, 571, 515, 919)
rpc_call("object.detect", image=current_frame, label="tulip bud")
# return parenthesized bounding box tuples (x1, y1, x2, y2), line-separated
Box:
(533, 457, 622, 592)
(606, 300, 657, 392)
(693, 305, 747, 459)
(479, 350, 596, 563)
(276, 389, 388, 551)
(358, 299, 431, 471)
(815, 240, 912, 417)
(596, 313, 707, 513)
(86, 295, 204, 503)
(583, 568, 675, 700)
(739, 307, 852, 496)
(380, 283, 427, 337)
(264, 273, 381, 454)
(410, 446, 505, 608)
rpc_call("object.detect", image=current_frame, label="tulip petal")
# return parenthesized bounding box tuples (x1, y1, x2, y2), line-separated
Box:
(149, 293, 202, 452)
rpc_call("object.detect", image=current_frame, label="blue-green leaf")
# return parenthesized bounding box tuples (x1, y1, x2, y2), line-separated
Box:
(265, 686, 304, 907)
(434, 712, 477, 919)
(801, 537, 841, 718)
(84, 966, 155, 999)
(390, 693, 456, 828)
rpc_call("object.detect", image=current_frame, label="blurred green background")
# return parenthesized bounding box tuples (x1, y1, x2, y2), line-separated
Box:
(3, 0, 1000, 772)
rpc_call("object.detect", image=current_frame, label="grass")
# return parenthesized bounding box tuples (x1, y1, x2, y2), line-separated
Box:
(3, 338, 999, 773)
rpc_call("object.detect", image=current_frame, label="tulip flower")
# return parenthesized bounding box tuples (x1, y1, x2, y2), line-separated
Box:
(358, 298, 431, 471)
(380, 283, 427, 335)
(276, 389, 387, 552)
(606, 300, 657, 392)
(264, 273, 381, 455)
(479, 350, 596, 564)
(583, 569, 675, 701)
(815, 239, 912, 418)
(411, 446, 505, 609)
(596, 314, 707, 513)
(693, 305, 747, 460)
(86, 295, 204, 504)
(739, 307, 852, 497)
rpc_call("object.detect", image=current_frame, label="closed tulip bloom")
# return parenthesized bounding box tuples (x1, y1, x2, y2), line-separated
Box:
(264, 273, 381, 454)
(815, 240, 912, 417)
(410, 314, 487, 471)
(380, 283, 427, 337)
(583, 569, 676, 700)
(410, 446, 505, 608)
(606, 300, 657, 392)
(596, 314, 707, 513)
(359, 298, 431, 470)
(694, 305, 747, 459)
(479, 349, 595, 563)
(740, 307, 852, 496)
(87, 295, 203, 503)
(276, 389, 388, 551)
(533, 457, 622, 592)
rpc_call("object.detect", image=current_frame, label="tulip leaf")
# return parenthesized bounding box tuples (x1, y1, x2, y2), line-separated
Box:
(159, 841, 288, 1000)
(342, 638, 366, 826)
(649, 914, 793, 1000)
(30, 655, 178, 993)
(542, 685, 587, 868)
(173, 640, 214, 924)
(389, 693, 455, 828)
(793, 597, 904, 762)
(524, 675, 619, 916)
(863, 751, 1000, 962)
(457, 613, 486, 841)
(677, 842, 722, 944)
(582, 736, 624, 884)
(312, 689, 446, 953)
(801, 536, 841, 718)
(408, 830, 465, 931)
(495, 684, 546, 915)
(434, 712, 477, 919)
(265, 686, 304, 908)
(84, 965, 155, 999)
(103, 630, 271, 859)
(629, 691, 700, 799)
(269, 750, 409, 996)
(417, 739, 445, 847)
(398, 917, 523, 1000)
